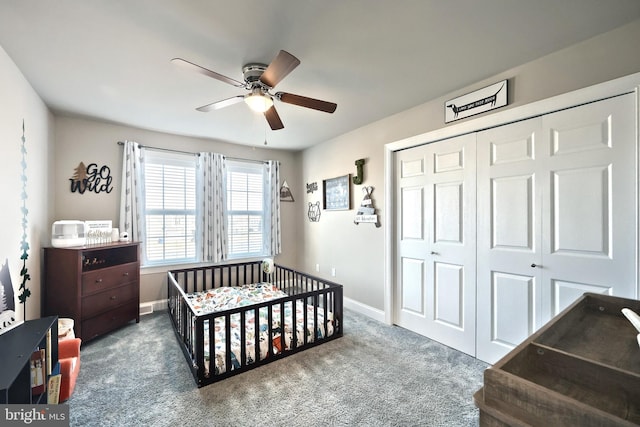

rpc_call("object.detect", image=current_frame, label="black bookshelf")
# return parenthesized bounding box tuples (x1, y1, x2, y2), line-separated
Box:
(0, 316, 58, 404)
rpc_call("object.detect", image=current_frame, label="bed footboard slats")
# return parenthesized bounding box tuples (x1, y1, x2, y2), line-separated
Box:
(167, 262, 343, 387)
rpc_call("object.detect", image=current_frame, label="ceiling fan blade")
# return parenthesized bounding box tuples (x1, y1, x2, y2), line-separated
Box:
(259, 50, 300, 88)
(276, 92, 337, 113)
(196, 95, 244, 112)
(171, 58, 245, 88)
(264, 106, 284, 130)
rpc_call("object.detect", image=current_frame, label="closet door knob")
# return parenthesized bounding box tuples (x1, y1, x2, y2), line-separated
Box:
(531, 263, 541, 268)
(430, 251, 439, 255)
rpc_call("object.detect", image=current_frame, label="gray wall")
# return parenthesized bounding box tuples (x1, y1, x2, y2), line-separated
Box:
(300, 18, 640, 313)
(0, 45, 54, 321)
(54, 116, 302, 304)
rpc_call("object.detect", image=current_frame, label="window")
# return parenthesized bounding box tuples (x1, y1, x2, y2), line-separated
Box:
(139, 152, 273, 266)
(142, 150, 197, 265)
(225, 160, 269, 258)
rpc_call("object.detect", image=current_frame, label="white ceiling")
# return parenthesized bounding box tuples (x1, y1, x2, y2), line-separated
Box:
(1, 1, 639, 151)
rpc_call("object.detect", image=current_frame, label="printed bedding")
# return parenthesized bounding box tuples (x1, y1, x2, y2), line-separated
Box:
(186, 283, 335, 376)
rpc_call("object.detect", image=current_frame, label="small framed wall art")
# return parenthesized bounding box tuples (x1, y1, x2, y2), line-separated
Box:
(323, 174, 351, 211)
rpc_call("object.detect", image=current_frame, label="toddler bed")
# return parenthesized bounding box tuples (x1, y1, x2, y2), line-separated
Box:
(168, 261, 343, 387)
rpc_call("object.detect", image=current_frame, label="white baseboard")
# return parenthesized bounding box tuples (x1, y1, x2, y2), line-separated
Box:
(139, 303, 153, 315)
(140, 299, 168, 315)
(343, 297, 386, 323)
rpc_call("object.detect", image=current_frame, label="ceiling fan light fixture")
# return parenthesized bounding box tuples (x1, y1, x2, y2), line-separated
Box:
(175, 50, 336, 131)
(245, 89, 273, 113)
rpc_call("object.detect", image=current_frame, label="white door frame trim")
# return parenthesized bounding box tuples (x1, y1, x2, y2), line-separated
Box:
(384, 72, 640, 325)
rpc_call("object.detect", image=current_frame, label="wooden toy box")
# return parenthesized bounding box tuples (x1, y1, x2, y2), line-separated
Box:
(474, 293, 640, 426)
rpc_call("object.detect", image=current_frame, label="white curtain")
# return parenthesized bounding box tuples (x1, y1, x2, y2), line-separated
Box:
(199, 152, 227, 262)
(119, 140, 145, 247)
(267, 160, 281, 256)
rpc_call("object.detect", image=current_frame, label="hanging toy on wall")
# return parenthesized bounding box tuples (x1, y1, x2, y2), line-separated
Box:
(308, 201, 321, 222)
(354, 186, 380, 227)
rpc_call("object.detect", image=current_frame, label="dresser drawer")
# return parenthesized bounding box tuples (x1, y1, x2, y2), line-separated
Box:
(82, 283, 138, 318)
(81, 301, 138, 341)
(82, 262, 139, 295)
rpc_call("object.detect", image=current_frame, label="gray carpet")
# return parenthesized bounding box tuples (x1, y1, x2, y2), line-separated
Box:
(67, 309, 488, 426)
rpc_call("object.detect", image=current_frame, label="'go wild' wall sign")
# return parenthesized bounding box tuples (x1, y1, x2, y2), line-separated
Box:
(70, 162, 113, 194)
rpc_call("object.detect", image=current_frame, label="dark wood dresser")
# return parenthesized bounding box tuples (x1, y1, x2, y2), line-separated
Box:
(43, 242, 140, 341)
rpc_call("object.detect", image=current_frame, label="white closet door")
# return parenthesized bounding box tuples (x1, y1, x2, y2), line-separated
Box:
(477, 94, 637, 364)
(541, 94, 637, 315)
(394, 133, 476, 356)
(476, 118, 544, 364)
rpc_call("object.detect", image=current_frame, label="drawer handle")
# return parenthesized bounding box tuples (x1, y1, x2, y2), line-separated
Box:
(95, 278, 103, 283)
(110, 296, 117, 300)
(123, 272, 129, 277)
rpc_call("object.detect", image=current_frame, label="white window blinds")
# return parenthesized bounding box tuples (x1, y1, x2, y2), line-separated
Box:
(143, 150, 197, 265)
(226, 160, 268, 258)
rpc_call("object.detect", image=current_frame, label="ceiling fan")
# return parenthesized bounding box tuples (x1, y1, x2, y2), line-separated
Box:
(171, 50, 337, 130)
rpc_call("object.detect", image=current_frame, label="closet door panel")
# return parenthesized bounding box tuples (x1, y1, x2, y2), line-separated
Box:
(552, 279, 611, 315)
(551, 166, 610, 255)
(478, 94, 636, 364)
(477, 118, 544, 364)
(491, 271, 536, 348)
(400, 257, 425, 315)
(434, 262, 464, 327)
(396, 152, 429, 335)
(425, 135, 476, 355)
(492, 174, 534, 249)
(434, 182, 463, 243)
(398, 187, 428, 319)
(395, 133, 476, 356)
(400, 187, 424, 240)
(542, 93, 636, 318)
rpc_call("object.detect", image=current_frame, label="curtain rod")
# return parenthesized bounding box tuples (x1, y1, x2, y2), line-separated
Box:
(117, 141, 268, 164)
(117, 141, 198, 156)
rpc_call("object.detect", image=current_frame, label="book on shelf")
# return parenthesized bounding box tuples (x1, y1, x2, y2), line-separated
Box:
(47, 372, 61, 404)
(47, 362, 61, 404)
(46, 329, 52, 375)
(30, 348, 46, 395)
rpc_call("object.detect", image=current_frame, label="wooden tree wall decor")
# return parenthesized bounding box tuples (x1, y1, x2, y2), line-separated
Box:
(70, 162, 113, 194)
